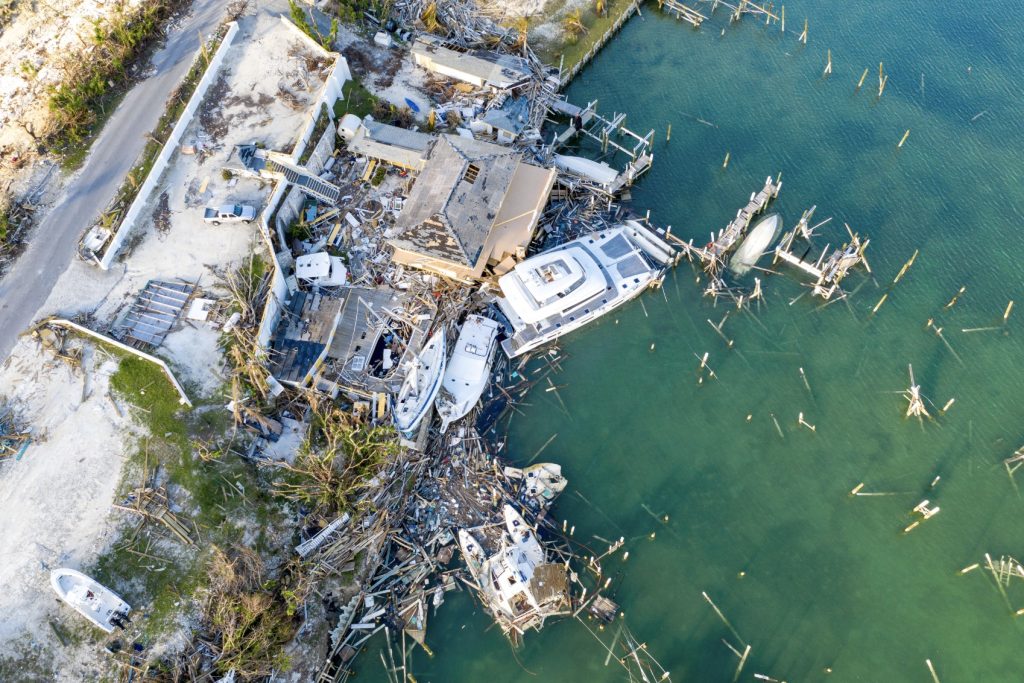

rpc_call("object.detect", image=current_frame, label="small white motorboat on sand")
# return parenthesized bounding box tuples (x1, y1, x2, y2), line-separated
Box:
(50, 568, 131, 633)
(437, 315, 500, 434)
(393, 328, 446, 433)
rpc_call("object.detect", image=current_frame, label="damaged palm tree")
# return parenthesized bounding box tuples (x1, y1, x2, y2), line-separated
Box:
(271, 395, 400, 517)
(198, 545, 299, 680)
(220, 256, 274, 430)
(904, 364, 931, 421)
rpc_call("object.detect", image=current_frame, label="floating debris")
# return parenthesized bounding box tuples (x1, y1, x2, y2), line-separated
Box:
(903, 364, 931, 421)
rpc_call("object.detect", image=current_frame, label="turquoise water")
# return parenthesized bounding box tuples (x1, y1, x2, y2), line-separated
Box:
(367, 3, 1024, 680)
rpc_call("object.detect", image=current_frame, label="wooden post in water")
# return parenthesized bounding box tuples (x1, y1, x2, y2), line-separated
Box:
(723, 151, 730, 168)
(702, 592, 744, 645)
(898, 129, 911, 147)
(925, 659, 941, 683)
(799, 18, 808, 44)
(878, 62, 888, 97)
(780, 5, 785, 31)
(1004, 300, 1014, 322)
(733, 645, 752, 682)
(856, 67, 868, 91)
(823, 49, 832, 77)
(944, 286, 966, 309)
(893, 249, 918, 284)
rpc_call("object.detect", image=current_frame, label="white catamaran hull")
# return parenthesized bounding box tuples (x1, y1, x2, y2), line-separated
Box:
(393, 328, 446, 433)
(51, 568, 130, 633)
(503, 281, 650, 357)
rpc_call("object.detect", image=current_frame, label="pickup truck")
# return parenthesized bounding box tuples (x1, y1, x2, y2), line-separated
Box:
(203, 204, 256, 225)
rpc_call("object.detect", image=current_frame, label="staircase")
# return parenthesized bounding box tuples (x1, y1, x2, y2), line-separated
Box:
(265, 152, 342, 205)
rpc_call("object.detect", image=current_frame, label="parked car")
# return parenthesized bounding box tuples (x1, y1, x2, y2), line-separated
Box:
(203, 204, 256, 225)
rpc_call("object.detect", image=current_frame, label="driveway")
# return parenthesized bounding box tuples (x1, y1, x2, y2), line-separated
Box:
(0, 0, 226, 364)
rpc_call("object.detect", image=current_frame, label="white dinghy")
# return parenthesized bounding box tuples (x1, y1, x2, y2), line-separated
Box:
(50, 568, 131, 633)
(393, 328, 446, 433)
(437, 315, 500, 434)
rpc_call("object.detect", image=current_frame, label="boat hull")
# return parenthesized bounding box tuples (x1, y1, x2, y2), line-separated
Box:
(394, 329, 446, 433)
(50, 568, 130, 633)
(437, 315, 500, 433)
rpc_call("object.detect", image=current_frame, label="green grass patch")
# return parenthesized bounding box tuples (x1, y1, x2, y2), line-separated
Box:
(334, 78, 378, 120)
(111, 355, 189, 445)
(51, 0, 189, 171)
(96, 352, 293, 646)
(534, 0, 639, 74)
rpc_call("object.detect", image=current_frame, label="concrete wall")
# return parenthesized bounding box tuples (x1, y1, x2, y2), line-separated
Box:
(255, 44, 349, 350)
(307, 119, 338, 173)
(98, 22, 240, 270)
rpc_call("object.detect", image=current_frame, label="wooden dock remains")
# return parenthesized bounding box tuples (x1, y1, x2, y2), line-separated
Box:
(696, 174, 782, 276)
(658, 0, 707, 27)
(547, 98, 656, 193)
(774, 214, 870, 300)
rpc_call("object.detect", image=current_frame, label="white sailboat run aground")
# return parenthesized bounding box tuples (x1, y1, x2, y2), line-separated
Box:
(393, 328, 446, 434)
(50, 568, 131, 633)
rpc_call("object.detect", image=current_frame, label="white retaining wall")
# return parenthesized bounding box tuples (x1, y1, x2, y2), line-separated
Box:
(98, 22, 240, 270)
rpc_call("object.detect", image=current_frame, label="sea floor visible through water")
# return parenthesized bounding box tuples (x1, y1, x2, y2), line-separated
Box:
(365, 2, 1024, 680)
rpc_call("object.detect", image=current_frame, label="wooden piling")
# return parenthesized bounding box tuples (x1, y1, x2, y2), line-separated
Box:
(925, 659, 941, 683)
(702, 592, 744, 645)
(856, 67, 868, 90)
(823, 49, 832, 77)
(1003, 300, 1014, 321)
(799, 18, 807, 44)
(723, 151, 731, 168)
(666, 123, 672, 142)
(944, 286, 966, 309)
(733, 645, 752, 682)
(871, 292, 888, 314)
(780, 5, 784, 31)
(898, 129, 911, 148)
(893, 249, 918, 284)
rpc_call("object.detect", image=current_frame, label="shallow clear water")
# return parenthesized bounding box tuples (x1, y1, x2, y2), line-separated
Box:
(365, 3, 1024, 680)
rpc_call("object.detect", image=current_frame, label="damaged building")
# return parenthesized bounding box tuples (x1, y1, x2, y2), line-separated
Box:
(386, 134, 555, 282)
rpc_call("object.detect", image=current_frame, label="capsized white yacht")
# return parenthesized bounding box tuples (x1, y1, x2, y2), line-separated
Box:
(393, 328, 446, 433)
(436, 315, 500, 434)
(729, 212, 781, 276)
(495, 222, 672, 357)
(50, 568, 131, 633)
(553, 154, 620, 187)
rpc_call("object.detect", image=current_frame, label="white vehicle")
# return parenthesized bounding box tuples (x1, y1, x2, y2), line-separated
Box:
(436, 315, 500, 433)
(50, 568, 131, 633)
(495, 224, 665, 357)
(203, 204, 257, 225)
(393, 328, 446, 433)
